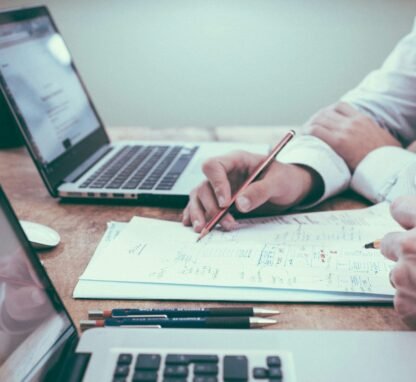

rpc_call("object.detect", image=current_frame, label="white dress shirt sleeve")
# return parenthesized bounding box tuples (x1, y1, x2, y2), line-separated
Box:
(351, 146, 416, 203)
(340, 18, 416, 203)
(341, 18, 416, 143)
(277, 135, 351, 207)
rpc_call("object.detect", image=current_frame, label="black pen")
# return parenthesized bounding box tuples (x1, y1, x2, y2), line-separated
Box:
(88, 307, 280, 319)
(80, 316, 277, 330)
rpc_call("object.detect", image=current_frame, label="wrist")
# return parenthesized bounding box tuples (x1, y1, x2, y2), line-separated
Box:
(291, 164, 324, 206)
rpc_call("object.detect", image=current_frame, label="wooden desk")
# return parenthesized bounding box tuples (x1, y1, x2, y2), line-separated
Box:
(0, 126, 408, 331)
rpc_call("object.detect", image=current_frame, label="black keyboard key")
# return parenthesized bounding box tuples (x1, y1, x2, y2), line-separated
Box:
(136, 354, 161, 370)
(189, 355, 219, 364)
(223, 356, 248, 381)
(268, 368, 282, 379)
(113, 378, 126, 382)
(163, 379, 187, 382)
(193, 377, 218, 382)
(253, 367, 268, 379)
(266, 356, 281, 368)
(165, 354, 190, 365)
(132, 371, 158, 382)
(164, 365, 188, 378)
(117, 353, 133, 365)
(114, 365, 130, 377)
(194, 364, 218, 375)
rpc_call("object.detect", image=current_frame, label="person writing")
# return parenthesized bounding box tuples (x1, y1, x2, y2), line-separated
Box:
(183, 19, 416, 327)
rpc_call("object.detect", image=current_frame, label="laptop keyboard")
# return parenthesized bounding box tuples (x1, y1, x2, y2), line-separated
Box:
(112, 352, 287, 382)
(79, 145, 198, 191)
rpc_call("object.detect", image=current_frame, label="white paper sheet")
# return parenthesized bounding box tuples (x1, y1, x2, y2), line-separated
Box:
(76, 203, 401, 300)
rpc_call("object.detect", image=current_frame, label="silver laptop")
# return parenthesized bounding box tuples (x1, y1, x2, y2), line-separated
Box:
(1, 186, 416, 382)
(0, 6, 267, 205)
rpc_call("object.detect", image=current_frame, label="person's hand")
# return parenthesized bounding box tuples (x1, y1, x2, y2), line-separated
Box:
(182, 151, 323, 232)
(380, 195, 416, 328)
(304, 102, 401, 171)
(0, 255, 50, 332)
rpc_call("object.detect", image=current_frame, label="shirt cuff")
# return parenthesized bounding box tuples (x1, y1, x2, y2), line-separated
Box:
(278, 135, 351, 208)
(351, 146, 416, 203)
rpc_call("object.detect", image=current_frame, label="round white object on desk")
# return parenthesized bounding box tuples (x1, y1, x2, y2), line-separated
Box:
(20, 220, 61, 250)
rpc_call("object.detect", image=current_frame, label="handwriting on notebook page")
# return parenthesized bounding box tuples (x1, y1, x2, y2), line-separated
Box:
(81, 205, 401, 296)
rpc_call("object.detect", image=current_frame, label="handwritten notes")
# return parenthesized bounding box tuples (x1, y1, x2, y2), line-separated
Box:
(80, 203, 401, 296)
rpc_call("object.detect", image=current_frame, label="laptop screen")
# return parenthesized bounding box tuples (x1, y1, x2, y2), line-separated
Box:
(0, 7, 109, 195)
(0, 14, 100, 164)
(0, 188, 74, 381)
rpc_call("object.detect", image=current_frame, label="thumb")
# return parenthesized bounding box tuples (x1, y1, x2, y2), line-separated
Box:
(390, 196, 416, 229)
(235, 178, 273, 212)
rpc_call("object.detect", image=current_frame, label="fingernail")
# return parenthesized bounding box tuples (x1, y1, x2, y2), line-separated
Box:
(218, 195, 226, 207)
(236, 196, 250, 212)
(193, 220, 201, 230)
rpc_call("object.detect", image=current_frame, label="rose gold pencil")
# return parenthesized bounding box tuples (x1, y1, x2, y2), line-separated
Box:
(196, 130, 296, 242)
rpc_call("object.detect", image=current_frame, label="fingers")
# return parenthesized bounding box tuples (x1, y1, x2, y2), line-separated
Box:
(334, 102, 360, 117)
(393, 287, 416, 328)
(202, 152, 261, 207)
(182, 181, 237, 232)
(390, 195, 416, 229)
(380, 232, 402, 261)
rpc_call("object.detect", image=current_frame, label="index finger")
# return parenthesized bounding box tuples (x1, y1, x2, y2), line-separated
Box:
(201, 152, 262, 207)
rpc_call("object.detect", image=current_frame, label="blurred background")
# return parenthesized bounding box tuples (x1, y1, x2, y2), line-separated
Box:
(2, 0, 416, 128)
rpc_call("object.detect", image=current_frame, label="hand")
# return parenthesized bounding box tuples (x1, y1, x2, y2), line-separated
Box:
(0, 254, 50, 331)
(182, 150, 324, 232)
(380, 195, 416, 328)
(304, 102, 401, 171)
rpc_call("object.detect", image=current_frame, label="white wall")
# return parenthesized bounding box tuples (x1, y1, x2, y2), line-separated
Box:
(2, 0, 416, 127)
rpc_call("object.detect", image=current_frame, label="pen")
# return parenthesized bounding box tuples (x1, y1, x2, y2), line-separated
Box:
(80, 317, 277, 330)
(364, 239, 381, 249)
(88, 307, 280, 319)
(197, 130, 296, 242)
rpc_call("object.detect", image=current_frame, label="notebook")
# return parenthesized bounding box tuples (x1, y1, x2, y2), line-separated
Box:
(1, 185, 416, 382)
(0, 6, 267, 206)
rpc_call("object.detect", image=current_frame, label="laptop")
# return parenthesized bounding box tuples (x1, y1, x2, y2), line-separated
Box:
(0, 6, 268, 205)
(1, 186, 416, 382)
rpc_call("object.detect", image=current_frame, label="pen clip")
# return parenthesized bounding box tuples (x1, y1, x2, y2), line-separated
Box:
(123, 314, 168, 319)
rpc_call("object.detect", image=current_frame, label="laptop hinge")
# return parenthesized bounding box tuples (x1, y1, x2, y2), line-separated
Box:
(64, 144, 113, 183)
(64, 353, 91, 382)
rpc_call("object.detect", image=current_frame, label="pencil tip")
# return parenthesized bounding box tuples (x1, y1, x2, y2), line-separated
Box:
(364, 243, 373, 249)
(196, 228, 208, 243)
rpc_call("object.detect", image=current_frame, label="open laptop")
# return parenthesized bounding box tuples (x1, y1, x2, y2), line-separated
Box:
(0, 6, 268, 205)
(1, 186, 416, 382)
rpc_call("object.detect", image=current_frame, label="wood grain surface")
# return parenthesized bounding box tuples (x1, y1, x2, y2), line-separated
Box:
(0, 126, 409, 332)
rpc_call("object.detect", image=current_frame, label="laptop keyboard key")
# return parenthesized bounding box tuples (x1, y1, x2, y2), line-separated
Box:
(114, 365, 130, 377)
(223, 355, 248, 381)
(267, 356, 281, 368)
(136, 354, 161, 370)
(117, 353, 133, 365)
(188, 355, 219, 364)
(164, 365, 188, 378)
(253, 367, 268, 379)
(193, 377, 218, 382)
(132, 370, 158, 382)
(165, 354, 190, 365)
(194, 364, 218, 375)
(268, 368, 282, 379)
